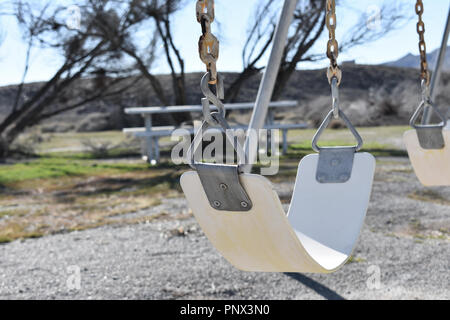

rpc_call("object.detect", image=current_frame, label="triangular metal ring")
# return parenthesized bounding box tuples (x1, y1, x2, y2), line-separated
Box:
(410, 100, 447, 129)
(410, 101, 447, 149)
(187, 112, 247, 170)
(312, 109, 363, 153)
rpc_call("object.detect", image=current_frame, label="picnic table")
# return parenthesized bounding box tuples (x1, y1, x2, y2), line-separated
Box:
(123, 101, 307, 162)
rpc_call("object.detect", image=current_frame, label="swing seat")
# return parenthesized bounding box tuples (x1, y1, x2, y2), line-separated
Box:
(404, 128, 450, 186)
(180, 152, 375, 273)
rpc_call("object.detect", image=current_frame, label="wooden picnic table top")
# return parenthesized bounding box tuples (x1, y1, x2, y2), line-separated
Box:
(124, 100, 298, 115)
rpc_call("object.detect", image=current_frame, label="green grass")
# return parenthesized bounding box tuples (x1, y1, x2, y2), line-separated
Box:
(286, 126, 410, 145)
(408, 190, 450, 206)
(39, 147, 142, 160)
(0, 126, 422, 243)
(32, 126, 410, 156)
(285, 126, 408, 156)
(0, 155, 187, 243)
(35, 131, 127, 152)
(346, 256, 367, 264)
(288, 140, 407, 157)
(0, 157, 152, 186)
(0, 208, 29, 218)
(2, 126, 410, 186)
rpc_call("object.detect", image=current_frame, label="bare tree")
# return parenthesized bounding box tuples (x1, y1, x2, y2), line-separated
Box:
(91, 0, 190, 123)
(0, 0, 160, 157)
(153, 1, 187, 107)
(226, 0, 410, 102)
(0, 0, 188, 157)
(224, 0, 278, 103)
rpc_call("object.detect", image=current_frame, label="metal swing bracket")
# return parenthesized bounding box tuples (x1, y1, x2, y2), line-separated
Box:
(187, 76, 252, 211)
(410, 98, 446, 150)
(312, 108, 360, 184)
(316, 147, 356, 184)
(415, 127, 445, 150)
(195, 163, 252, 212)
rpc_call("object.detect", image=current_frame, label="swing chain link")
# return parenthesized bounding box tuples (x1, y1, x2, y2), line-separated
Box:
(192, 0, 244, 169)
(196, 0, 219, 85)
(326, 0, 342, 86)
(196, 0, 226, 125)
(326, 0, 341, 119)
(421, 79, 431, 106)
(415, 0, 431, 87)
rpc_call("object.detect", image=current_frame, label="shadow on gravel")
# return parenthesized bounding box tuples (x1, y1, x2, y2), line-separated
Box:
(285, 273, 346, 300)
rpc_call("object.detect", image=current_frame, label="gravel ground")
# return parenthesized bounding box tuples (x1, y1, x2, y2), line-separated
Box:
(0, 157, 448, 300)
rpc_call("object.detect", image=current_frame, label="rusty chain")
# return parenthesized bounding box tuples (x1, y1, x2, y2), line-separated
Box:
(195, 0, 225, 127)
(190, 1, 246, 167)
(196, 0, 219, 85)
(415, 0, 430, 86)
(313, 0, 363, 148)
(325, 0, 342, 85)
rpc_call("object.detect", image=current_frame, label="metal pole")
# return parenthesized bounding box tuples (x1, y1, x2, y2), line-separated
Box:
(423, 6, 450, 124)
(243, 0, 298, 173)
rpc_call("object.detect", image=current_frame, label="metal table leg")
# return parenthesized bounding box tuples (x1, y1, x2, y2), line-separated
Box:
(282, 129, 288, 155)
(154, 137, 160, 162)
(144, 114, 154, 163)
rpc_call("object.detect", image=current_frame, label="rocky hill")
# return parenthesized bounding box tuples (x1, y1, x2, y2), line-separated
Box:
(0, 64, 449, 133)
(385, 46, 450, 72)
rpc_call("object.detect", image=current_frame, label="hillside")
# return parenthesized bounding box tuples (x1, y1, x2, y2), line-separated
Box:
(0, 64, 449, 134)
(385, 46, 450, 72)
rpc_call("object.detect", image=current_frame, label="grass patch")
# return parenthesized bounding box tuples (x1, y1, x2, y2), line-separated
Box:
(0, 157, 159, 186)
(0, 126, 410, 242)
(409, 218, 425, 232)
(287, 126, 409, 144)
(35, 131, 128, 152)
(413, 233, 449, 241)
(0, 208, 29, 218)
(285, 126, 408, 157)
(0, 221, 47, 244)
(408, 190, 450, 206)
(0, 155, 188, 243)
(346, 256, 367, 264)
(40, 148, 142, 160)
(387, 218, 450, 241)
(288, 140, 407, 157)
(387, 168, 414, 174)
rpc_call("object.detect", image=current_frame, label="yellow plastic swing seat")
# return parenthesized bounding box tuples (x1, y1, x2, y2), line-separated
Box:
(181, 153, 376, 273)
(404, 128, 450, 186)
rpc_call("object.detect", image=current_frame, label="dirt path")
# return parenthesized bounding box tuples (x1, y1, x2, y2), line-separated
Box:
(0, 158, 448, 299)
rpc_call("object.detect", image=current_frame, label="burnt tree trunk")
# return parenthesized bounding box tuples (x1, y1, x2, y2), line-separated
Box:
(225, 67, 262, 103)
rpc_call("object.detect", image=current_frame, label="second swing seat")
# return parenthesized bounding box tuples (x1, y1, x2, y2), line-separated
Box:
(404, 128, 450, 186)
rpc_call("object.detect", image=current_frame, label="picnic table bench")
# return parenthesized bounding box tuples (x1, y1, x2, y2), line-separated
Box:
(123, 101, 307, 162)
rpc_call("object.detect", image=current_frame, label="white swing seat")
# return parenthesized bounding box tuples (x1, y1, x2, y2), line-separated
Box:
(180, 153, 375, 273)
(404, 129, 450, 186)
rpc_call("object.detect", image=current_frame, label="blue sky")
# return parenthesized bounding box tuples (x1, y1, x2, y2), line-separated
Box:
(0, 0, 449, 86)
